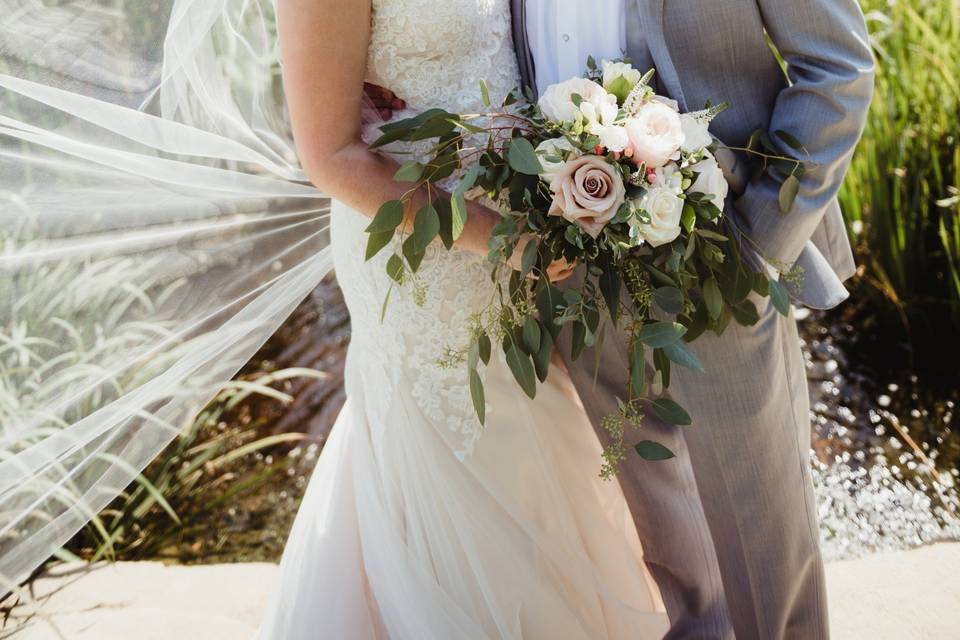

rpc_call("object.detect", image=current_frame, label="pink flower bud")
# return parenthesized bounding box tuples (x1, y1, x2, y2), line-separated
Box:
(624, 144, 635, 158)
(594, 144, 605, 156)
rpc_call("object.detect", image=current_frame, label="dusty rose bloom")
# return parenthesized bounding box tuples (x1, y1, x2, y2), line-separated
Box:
(548, 155, 626, 237)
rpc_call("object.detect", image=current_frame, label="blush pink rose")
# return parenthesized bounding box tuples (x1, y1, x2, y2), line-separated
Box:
(623, 101, 685, 168)
(548, 155, 626, 238)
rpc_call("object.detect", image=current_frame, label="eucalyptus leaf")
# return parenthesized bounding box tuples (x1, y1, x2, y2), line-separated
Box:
(650, 398, 693, 426)
(479, 78, 491, 107)
(365, 230, 394, 261)
(520, 239, 538, 278)
(402, 236, 425, 272)
(413, 203, 440, 252)
(394, 160, 424, 183)
(505, 344, 537, 398)
(779, 174, 800, 213)
(523, 315, 542, 354)
(768, 279, 791, 316)
(653, 287, 684, 315)
(774, 129, 805, 152)
(662, 340, 705, 373)
(635, 440, 676, 461)
(386, 254, 404, 283)
(508, 137, 543, 175)
(478, 332, 492, 365)
(638, 321, 686, 348)
(365, 200, 404, 234)
(703, 277, 723, 320)
(469, 369, 486, 425)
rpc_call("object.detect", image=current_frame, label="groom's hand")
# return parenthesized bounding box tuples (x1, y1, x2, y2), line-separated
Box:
(363, 82, 406, 120)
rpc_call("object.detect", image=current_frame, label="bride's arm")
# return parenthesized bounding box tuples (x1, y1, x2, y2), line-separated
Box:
(277, 0, 500, 256)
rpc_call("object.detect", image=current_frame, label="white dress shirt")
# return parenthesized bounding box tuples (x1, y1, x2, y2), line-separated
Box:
(525, 0, 627, 96)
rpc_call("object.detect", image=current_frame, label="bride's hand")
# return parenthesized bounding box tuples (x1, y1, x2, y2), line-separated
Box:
(509, 235, 577, 283)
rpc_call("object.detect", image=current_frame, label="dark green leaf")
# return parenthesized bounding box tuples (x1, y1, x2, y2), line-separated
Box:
(413, 203, 440, 252)
(638, 321, 686, 348)
(469, 369, 486, 425)
(478, 333, 492, 365)
(365, 200, 404, 234)
(435, 197, 455, 250)
(508, 137, 543, 175)
(768, 279, 791, 316)
(365, 230, 394, 261)
(731, 299, 761, 326)
(779, 174, 800, 213)
(370, 128, 410, 149)
(571, 321, 588, 360)
(505, 344, 537, 399)
(635, 440, 676, 461)
(599, 266, 622, 322)
(523, 315, 542, 354)
(653, 287, 684, 315)
(386, 254, 404, 283)
(703, 277, 723, 320)
(662, 340, 705, 373)
(520, 239, 538, 278)
(774, 129, 804, 152)
(533, 324, 552, 382)
(650, 398, 693, 425)
(402, 235, 425, 272)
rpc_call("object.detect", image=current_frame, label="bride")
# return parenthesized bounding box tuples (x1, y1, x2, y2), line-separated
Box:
(257, 0, 667, 637)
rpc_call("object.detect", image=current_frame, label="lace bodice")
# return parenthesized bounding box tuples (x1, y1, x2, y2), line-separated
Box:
(332, 0, 520, 458)
(366, 0, 519, 113)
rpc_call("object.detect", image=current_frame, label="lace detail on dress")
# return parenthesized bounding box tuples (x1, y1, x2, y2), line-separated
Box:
(367, 0, 519, 114)
(332, 0, 520, 458)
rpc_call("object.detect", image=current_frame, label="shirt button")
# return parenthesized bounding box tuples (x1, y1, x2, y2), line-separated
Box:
(561, 33, 570, 42)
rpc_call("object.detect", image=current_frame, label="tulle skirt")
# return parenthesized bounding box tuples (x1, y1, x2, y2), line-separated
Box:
(256, 344, 668, 639)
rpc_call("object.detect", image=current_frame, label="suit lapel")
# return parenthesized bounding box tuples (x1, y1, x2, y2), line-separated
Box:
(636, 0, 687, 110)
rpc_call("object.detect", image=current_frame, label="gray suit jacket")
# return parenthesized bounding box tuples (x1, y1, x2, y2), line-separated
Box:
(511, 0, 875, 309)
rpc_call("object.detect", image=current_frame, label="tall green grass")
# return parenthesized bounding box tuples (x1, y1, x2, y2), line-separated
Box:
(842, 0, 960, 334)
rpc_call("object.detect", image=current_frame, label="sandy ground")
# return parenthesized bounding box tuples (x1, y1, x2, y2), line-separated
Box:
(6, 543, 960, 639)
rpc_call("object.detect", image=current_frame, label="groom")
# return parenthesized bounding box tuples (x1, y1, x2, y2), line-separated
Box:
(512, 1, 874, 639)
(367, 1, 874, 637)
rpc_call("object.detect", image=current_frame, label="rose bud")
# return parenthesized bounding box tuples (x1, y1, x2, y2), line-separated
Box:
(594, 144, 605, 155)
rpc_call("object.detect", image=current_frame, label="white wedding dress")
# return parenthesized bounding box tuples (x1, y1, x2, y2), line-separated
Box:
(257, 1, 668, 638)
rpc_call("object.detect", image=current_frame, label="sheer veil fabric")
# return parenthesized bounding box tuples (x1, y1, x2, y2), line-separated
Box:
(0, 0, 335, 586)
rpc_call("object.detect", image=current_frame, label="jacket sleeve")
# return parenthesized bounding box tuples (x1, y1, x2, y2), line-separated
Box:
(733, 0, 875, 269)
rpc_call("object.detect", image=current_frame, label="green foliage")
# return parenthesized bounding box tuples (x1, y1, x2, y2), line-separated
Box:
(842, 0, 960, 331)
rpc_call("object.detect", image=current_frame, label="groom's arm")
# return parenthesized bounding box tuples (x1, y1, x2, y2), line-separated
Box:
(733, 0, 875, 269)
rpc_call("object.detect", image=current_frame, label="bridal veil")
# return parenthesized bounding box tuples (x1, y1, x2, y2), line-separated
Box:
(0, 0, 334, 586)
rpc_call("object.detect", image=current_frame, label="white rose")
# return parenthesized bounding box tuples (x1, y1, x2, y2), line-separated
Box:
(538, 77, 609, 124)
(601, 60, 642, 103)
(579, 92, 629, 152)
(689, 152, 729, 209)
(633, 186, 684, 247)
(623, 101, 685, 168)
(679, 113, 713, 153)
(535, 137, 579, 185)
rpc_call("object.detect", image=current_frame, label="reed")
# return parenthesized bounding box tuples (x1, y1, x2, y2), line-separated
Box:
(842, 0, 960, 335)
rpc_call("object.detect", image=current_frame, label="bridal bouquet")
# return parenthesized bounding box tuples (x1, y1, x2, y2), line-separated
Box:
(366, 58, 806, 472)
